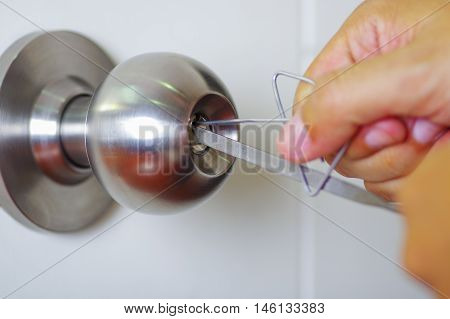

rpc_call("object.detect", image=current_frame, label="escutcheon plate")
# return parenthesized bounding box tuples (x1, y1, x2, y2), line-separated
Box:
(0, 31, 115, 231)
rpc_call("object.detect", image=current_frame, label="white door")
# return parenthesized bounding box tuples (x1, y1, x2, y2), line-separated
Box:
(0, 0, 432, 298)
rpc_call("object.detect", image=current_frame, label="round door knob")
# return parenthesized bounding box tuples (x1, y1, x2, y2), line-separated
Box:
(0, 31, 238, 231)
(87, 53, 238, 213)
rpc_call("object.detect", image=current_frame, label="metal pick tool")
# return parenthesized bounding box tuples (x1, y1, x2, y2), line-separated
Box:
(195, 71, 398, 213)
(0, 30, 397, 232)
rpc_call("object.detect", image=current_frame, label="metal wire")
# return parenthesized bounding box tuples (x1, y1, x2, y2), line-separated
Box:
(272, 71, 315, 118)
(198, 118, 288, 125)
(196, 70, 350, 198)
(272, 71, 350, 197)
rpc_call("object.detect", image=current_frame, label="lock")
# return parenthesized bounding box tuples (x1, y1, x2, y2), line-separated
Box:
(0, 31, 238, 231)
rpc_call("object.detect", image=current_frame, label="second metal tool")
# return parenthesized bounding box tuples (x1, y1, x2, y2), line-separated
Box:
(194, 127, 397, 212)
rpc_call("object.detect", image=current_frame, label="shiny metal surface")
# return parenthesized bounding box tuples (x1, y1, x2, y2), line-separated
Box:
(194, 127, 397, 212)
(31, 77, 92, 183)
(0, 31, 114, 231)
(198, 118, 288, 125)
(0, 30, 396, 231)
(87, 53, 238, 213)
(61, 95, 91, 168)
(272, 71, 351, 197)
(0, 31, 238, 230)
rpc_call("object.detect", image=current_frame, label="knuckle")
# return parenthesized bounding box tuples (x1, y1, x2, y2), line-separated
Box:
(332, 158, 356, 178)
(322, 80, 345, 112)
(305, 77, 343, 123)
(364, 181, 395, 202)
(324, 154, 336, 165)
(364, 182, 377, 196)
(334, 164, 354, 178)
(380, 148, 403, 177)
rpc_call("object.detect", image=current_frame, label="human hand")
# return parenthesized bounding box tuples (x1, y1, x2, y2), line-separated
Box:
(278, 0, 450, 201)
(398, 135, 450, 298)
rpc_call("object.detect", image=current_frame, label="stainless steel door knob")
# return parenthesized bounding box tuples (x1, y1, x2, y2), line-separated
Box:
(0, 31, 238, 231)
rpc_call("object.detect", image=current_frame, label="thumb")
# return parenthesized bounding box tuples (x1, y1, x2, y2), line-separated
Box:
(279, 42, 441, 162)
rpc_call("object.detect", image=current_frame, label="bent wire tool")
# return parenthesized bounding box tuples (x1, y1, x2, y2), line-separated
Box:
(195, 71, 398, 213)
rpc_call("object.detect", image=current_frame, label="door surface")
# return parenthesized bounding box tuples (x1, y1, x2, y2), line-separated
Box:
(0, 0, 431, 298)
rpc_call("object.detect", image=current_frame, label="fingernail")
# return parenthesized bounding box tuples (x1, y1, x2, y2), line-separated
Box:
(412, 119, 442, 144)
(295, 120, 312, 161)
(365, 128, 396, 149)
(278, 116, 311, 161)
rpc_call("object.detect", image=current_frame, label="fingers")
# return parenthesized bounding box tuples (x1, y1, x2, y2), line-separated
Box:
(398, 143, 450, 218)
(294, 8, 358, 112)
(318, 121, 446, 202)
(279, 42, 440, 162)
(331, 121, 444, 182)
(343, 134, 447, 202)
(295, 36, 353, 109)
(346, 118, 407, 160)
(411, 119, 445, 145)
(294, 0, 386, 110)
(281, 0, 450, 164)
(398, 140, 450, 297)
(333, 140, 428, 182)
(364, 178, 406, 202)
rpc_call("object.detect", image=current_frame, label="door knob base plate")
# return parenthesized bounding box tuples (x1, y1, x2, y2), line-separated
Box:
(0, 31, 115, 231)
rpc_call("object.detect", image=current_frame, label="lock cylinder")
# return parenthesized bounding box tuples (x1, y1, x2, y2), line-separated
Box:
(87, 53, 239, 213)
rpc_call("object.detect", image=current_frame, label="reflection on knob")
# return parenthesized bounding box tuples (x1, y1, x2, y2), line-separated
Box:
(0, 30, 239, 231)
(86, 53, 239, 213)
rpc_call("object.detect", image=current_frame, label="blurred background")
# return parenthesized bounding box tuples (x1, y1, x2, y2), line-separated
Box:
(0, 0, 432, 298)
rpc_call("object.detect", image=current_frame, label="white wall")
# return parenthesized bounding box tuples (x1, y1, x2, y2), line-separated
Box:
(0, 0, 432, 298)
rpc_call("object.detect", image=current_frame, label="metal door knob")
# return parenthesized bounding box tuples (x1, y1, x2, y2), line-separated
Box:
(0, 31, 238, 231)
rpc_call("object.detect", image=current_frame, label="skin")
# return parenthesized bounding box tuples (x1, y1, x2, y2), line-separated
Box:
(277, 0, 450, 297)
(278, 0, 450, 201)
(399, 138, 450, 298)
